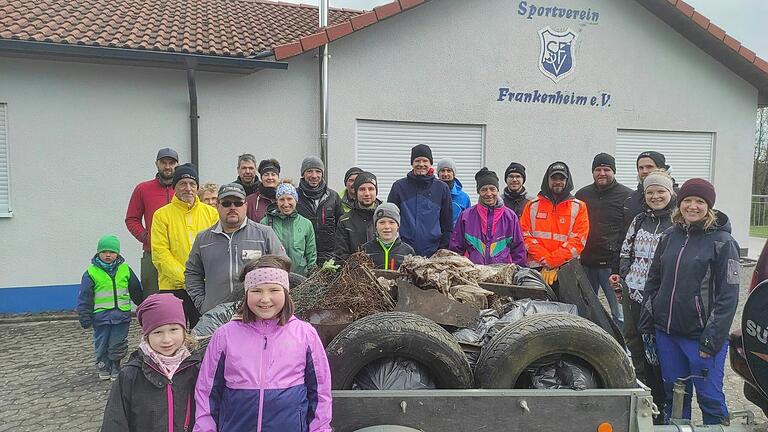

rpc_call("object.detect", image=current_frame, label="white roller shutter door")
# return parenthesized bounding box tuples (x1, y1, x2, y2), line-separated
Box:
(615, 129, 714, 186)
(0, 103, 10, 215)
(356, 120, 485, 201)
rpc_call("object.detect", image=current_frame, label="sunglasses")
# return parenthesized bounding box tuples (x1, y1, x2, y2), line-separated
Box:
(220, 200, 245, 208)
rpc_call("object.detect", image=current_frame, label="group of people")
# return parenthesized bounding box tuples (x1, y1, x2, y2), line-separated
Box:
(75, 143, 740, 430)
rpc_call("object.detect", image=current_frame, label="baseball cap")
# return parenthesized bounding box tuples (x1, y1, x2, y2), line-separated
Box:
(156, 148, 179, 162)
(218, 183, 246, 200)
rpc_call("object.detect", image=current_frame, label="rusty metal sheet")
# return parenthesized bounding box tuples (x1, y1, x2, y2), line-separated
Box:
(394, 280, 479, 328)
(307, 309, 355, 347)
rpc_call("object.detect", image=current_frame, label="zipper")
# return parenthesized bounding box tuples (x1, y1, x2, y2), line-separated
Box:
(228, 234, 234, 294)
(144, 359, 196, 432)
(321, 207, 326, 225)
(183, 394, 191, 432)
(667, 232, 690, 333)
(484, 207, 493, 262)
(166, 383, 174, 432)
(695, 295, 705, 329)
(256, 333, 267, 432)
(110, 272, 119, 310)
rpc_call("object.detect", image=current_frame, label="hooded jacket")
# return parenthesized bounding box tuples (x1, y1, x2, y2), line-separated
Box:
(447, 178, 471, 225)
(77, 255, 141, 327)
(387, 172, 453, 257)
(361, 237, 415, 270)
(638, 211, 740, 355)
(502, 187, 531, 217)
(261, 209, 317, 276)
(575, 179, 633, 272)
(102, 348, 202, 432)
(194, 317, 332, 432)
(619, 201, 675, 304)
(245, 185, 277, 224)
(185, 219, 287, 313)
(449, 202, 526, 266)
(519, 163, 590, 268)
(151, 196, 219, 291)
(296, 180, 343, 265)
(125, 175, 174, 252)
(334, 200, 382, 261)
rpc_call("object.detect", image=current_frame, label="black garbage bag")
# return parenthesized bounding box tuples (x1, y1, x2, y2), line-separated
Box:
(485, 300, 577, 343)
(193, 302, 237, 338)
(514, 267, 549, 290)
(529, 359, 597, 390)
(351, 356, 437, 390)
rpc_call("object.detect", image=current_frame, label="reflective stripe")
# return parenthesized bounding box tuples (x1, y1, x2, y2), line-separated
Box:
(528, 200, 540, 233)
(532, 230, 553, 239)
(552, 233, 568, 242)
(569, 200, 580, 232)
(570, 247, 579, 257)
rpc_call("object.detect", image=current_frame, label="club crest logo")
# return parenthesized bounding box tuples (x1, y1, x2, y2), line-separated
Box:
(538, 27, 577, 83)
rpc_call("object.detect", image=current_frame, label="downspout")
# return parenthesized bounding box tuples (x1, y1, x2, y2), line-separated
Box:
(186, 59, 200, 168)
(319, 0, 329, 173)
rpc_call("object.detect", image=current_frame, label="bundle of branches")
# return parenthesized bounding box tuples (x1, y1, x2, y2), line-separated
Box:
(315, 252, 395, 319)
(290, 264, 337, 319)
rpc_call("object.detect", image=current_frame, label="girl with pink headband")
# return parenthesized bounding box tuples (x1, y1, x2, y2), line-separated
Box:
(194, 256, 332, 431)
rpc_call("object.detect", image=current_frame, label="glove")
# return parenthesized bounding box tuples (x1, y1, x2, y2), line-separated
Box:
(541, 268, 559, 285)
(79, 317, 92, 329)
(642, 334, 659, 366)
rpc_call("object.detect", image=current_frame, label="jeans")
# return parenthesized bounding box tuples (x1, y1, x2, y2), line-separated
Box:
(656, 330, 729, 425)
(584, 266, 624, 329)
(140, 251, 159, 299)
(93, 322, 130, 374)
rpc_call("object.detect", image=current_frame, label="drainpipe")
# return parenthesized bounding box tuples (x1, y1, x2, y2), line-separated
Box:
(319, 0, 329, 173)
(186, 59, 200, 168)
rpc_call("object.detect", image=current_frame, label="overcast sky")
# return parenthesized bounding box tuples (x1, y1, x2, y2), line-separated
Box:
(289, 0, 767, 58)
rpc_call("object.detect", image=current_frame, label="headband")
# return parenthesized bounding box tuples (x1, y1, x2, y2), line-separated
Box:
(244, 267, 290, 292)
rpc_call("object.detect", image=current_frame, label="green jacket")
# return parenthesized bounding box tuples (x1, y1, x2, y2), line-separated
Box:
(261, 210, 317, 276)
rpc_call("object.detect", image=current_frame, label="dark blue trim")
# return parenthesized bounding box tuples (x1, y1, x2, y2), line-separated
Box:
(0, 284, 80, 313)
(305, 347, 319, 426)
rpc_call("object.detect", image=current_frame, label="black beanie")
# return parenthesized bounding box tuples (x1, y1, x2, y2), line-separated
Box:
(592, 153, 616, 172)
(172, 163, 199, 188)
(637, 151, 669, 170)
(352, 171, 377, 192)
(258, 159, 280, 175)
(504, 162, 526, 182)
(344, 166, 364, 183)
(475, 167, 499, 193)
(410, 144, 433, 164)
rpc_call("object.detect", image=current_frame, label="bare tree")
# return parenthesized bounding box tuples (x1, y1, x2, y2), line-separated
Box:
(754, 107, 768, 195)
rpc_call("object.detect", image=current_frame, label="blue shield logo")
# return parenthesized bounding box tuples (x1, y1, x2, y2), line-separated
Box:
(538, 27, 577, 83)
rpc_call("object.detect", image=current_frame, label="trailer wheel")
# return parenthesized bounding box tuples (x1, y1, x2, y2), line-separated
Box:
(475, 313, 635, 389)
(326, 312, 473, 390)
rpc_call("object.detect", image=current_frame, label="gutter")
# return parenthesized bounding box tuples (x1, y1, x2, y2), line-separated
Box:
(186, 61, 200, 168)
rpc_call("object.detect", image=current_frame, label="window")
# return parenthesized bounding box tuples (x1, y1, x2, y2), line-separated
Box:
(0, 103, 10, 216)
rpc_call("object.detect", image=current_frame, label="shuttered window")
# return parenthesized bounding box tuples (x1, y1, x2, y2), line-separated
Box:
(615, 129, 714, 187)
(356, 119, 485, 201)
(0, 103, 10, 216)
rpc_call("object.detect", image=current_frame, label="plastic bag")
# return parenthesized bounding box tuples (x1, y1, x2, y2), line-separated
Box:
(351, 357, 437, 390)
(530, 359, 597, 390)
(485, 300, 577, 342)
(514, 267, 549, 290)
(193, 302, 237, 337)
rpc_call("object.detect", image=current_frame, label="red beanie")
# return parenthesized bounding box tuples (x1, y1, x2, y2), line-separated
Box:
(677, 178, 715, 208)
(136, 294, 187, 333)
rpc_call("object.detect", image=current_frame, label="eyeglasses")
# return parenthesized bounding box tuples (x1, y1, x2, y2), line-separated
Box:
(220, 201, 245, 208)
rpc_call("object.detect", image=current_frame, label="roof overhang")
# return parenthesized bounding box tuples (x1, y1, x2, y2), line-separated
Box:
(0, 39, 288, 74)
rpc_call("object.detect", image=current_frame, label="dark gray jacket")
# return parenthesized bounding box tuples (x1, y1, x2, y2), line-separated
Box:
(185, 220, 286, 313)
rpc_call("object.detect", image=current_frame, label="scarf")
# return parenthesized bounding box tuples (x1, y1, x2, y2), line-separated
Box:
(444, 179, 455, 190)
(93, 255, 122, 274)
(156, 172, 173, 187)
(139, 339, 191, 379)
(258, 183, 276, 200)
(503, 186, 526, 202)
(299, 178, 327, 200)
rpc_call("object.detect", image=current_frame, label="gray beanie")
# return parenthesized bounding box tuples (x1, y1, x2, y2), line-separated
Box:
(374, 202, 401, 226)
(301, 156, 325, 175)
(643, 171, 674, 194)
(436, 158, 457, 174)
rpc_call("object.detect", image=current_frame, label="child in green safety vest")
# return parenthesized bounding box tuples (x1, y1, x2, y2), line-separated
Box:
(77, 235, 142, 380)
(361, 202, 415, 270)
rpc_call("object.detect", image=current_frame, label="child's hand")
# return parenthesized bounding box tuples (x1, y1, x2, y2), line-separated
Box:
(79, 318, 92, 329)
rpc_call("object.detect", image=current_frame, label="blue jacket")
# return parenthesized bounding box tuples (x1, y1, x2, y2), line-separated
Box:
(77, 255, 141, 327)
(448, 178, 471, 225)
(387, 172, 453, 257)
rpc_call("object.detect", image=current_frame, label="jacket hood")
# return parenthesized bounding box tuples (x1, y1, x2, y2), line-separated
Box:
(406, 170, 436, 186)
(539, 161, 574, 203)
(450, 178, 464, 194)
(267, 208, 297, 219)
(678, 209, 732, 233)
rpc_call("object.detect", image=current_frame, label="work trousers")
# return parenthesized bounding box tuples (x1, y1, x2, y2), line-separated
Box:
(140, 251, 160, 299)
(93, 322, 130, 374)
(584, 266, 624, 329)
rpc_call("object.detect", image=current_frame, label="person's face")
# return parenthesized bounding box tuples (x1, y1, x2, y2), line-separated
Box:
(506, 173, 524, 192)
(147, 323, 186, 356)
(479, 185, 499, 206)
(238, 160, 257, 184)
(246, 283, 286, 320)
(376, 218, 398, 242)
(261, 171, 279, 188)
(303, 168, 323, 187)
(155, 157, 178, 180)
(548, 174, 567, 194)
(98, 251, 117, 263)
(439, 168, 454, 182)
(346, 174, 359, 197)
(278, 195, 297, 215)
(679, 196, 708, 224)
(637, 157, 658, 182)
(357, 184, 377, 207)
(175, 179, 198, 205)
(644, 185, 672, 210)
(218, 196, 246, 228)
(412, 157, 431, 176)
(592, 166, 615, 187)
(200, 191, 218, 207)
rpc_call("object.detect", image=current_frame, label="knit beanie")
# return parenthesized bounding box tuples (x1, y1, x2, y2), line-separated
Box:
(352, 171, 377, 192)
(436, 158, 457, 174)
(137, 294, 187, 333)
(643, 171, 674, 194)
(300, 156, 324, 175)
(172, 163, 199, 188)
(244, 267, 290, 292)
(475, 167, 500, 193)
(275, 182, 299, 201)
(258, 159, 281, 175)
(410, 144, 433, 164)
(344, 167, 364, 184)
(97, 235, 120, 254)
(592, 153, 616, 172)
(637, 151, 669, 170)
(504, 162, 526, 182)
(374, 202, 401, 226)
(677, 178, 716, 208)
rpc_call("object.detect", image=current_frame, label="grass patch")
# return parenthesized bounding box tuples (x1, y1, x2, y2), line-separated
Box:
(750, 225, 768, 238)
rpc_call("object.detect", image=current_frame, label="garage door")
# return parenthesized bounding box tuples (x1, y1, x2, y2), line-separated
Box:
(615, 129, 714, 187)
(356, 119, 485, 202)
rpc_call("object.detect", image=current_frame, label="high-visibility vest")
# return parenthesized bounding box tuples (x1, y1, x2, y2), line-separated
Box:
(520, 195, 589, 268)
(87, 263, 132, 313)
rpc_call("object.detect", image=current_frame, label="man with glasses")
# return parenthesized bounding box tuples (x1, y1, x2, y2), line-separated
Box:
(185, 183, 287, 314)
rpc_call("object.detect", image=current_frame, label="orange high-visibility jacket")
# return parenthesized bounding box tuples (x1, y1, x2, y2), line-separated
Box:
(519, 194, 590, 268)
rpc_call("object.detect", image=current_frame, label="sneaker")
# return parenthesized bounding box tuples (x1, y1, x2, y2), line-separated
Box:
(98, 370, 111, 380)
(110, 371, 120, 381)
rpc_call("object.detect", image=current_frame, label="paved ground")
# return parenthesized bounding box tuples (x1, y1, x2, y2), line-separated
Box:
(1, 263, 766, 431)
